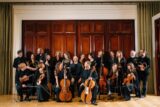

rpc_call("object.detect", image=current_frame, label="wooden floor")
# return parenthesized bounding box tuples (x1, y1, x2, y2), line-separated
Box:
(0, 94, 160, 107)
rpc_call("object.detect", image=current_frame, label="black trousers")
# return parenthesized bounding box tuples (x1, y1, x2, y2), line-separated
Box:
(37, 85, 50, 102)
(79, 84, 98, 102)
(16, 83, 32, 98)
(122, 84, 134, 100)
(138, 72, 149, 96)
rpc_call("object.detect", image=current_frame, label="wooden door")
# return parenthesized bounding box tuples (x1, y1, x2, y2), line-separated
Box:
(155, 18, 160, 95)
(107, 20, 135, 58)
(77, 21, 105, 56)
(51, 21, 76, 56)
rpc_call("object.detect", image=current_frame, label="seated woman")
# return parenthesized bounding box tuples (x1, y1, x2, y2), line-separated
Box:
(35, 62, 50, 102)
(54, 62, 72, 102)
(121, 63, 140, 101)
(107, 63, 119, 95)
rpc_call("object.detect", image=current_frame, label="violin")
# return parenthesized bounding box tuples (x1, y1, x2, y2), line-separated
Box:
(81, 69, 95, 104)
(37, 72, 45, 85)
(123, 73, 135, 85)
(59, 65, 72, 102)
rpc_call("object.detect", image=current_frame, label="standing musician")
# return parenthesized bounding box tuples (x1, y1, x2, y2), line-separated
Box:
(70, 56, 83, 97)
(127, 50, 138, 67)
(13, 50, 27, 88)
(54, 62, 72, 102)
(107, 63, 119, 96)
(28, 53, 39, 96)
(44, 54, 54, 96)
(137, 49, 150, 97)
(115, 51, 127, 95)
(121, 63, 139, 101)
(79, 61, 98, 105)
(15, 63, 34, 101)
(62, 52, 71, 67)
(53, 51, 63, 70)
(35, 62, 50, 102)
(35, 48, 45, 62)
(79, 54, 86, 68)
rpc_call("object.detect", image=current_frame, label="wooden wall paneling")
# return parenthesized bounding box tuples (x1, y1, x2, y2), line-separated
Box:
(36, 21, 51, 53)
(22, 21, 36, 56)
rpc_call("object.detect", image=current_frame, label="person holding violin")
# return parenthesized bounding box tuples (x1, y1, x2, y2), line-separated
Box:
(79, 61, 98, 105)
(15, 63, 33, 101)
(79, 54, 86, 68)
(137, 49, 150, 97)
(35, 62, 50, 102)
(107, 63, 119, 96)
(121, 63, 138, 101)
(54, 62, 72, 102)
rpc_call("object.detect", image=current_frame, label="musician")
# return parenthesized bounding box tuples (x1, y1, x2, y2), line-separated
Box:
(15, 63, 33, 101)
(79, 54, 86, 68)
(35, 63, 50, 102)
(13, 50, 27, 87)
(127, 50, 138, 67)
(96, 51, 104, 77)
(53, 51, 63, 70)
(88, 53, 96, 69)
(35, 48, 45, 62)
(79, 61, 98, 105)
(107, 63, 119, 95)
(115, 51, 127, 95)
(62, 52, 71, 67)
(54, 62, 72, 102)
(28, 53, 39, 95)
(137, 49, 150, 97)
(121, 63, 138, 101)
(70, 56, 83, 97)
(109, 51, 116, 69)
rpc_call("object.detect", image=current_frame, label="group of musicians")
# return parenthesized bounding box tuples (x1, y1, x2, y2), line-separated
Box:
(13, 48, 150, 105)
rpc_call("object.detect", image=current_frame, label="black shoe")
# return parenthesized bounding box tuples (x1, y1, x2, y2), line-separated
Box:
(20, 96, 23, 102)
(91, 101, 97, 106)
(24, 97, 31, 101)
(79, 99, 82, 102)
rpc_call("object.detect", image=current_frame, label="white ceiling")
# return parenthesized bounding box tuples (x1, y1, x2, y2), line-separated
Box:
(0, 0, 159, 2)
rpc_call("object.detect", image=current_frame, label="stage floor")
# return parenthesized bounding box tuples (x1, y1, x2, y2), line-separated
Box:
(0, 95, 160, 107)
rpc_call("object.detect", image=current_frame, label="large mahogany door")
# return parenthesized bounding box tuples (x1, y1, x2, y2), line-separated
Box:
(22, 20, 135, 58)
(155, 18, 160, 95)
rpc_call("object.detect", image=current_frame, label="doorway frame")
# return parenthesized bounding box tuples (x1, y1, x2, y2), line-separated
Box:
(152, 12, 160, 95)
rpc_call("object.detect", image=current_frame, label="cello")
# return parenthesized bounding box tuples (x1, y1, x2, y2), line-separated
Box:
(99, 55, 108, 94)
(81, 68, 95, 104)
(59, 65, 72, 102)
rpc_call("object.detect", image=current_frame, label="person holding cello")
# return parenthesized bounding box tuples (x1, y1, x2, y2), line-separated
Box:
(79, 61, 98, 105)
(54, 62, 73, 102)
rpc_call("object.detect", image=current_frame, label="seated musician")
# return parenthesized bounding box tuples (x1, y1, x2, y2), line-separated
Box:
(70, 56, 83, 97)
(15, 63, 33, 101)
(35, 62, 50, 102)
(107, 63, 119, 96)
(54, 62, 72, 102)
(121, 63, 139, 101)
(79, 61, 98, 105)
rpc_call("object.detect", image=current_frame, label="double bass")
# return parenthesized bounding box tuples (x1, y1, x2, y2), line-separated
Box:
(59, 65, 72, 102)
(81, 68, 95, 104)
